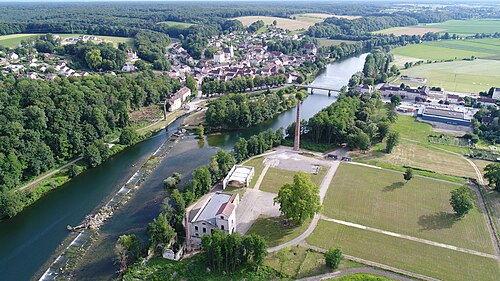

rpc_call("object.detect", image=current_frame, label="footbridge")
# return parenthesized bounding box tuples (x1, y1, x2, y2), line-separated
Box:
(285, 83, 342, 96)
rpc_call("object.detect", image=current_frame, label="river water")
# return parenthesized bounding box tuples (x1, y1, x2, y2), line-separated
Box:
(0, 53, 367, 281)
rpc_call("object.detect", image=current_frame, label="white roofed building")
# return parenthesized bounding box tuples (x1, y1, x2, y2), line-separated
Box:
(222, 165, 255, 189)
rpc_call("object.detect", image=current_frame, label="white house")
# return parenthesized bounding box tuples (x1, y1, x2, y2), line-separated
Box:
(355, 84, 373, 94)
(168, 87, 191, 112)
(189, 192, 239, 245)
(121, 62, 136, 73)
(7, 52, 19, 62)
(214, 51, 226, 63)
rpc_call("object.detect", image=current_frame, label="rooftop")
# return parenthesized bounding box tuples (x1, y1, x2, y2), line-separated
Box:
(191, 192, 236, 225)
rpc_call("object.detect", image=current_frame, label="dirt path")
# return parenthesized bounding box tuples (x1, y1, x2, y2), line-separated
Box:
(18, 157, 83, 191)
(320, 215, 499, 260)
(301, 242, 440, 281)
(296, 266, 416, 281)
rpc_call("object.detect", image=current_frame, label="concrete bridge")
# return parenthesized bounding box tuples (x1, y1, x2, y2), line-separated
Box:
(285, 83, 342, 96)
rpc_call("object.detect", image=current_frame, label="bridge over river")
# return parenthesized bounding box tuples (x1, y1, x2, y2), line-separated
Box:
(285, 83, 342, 96)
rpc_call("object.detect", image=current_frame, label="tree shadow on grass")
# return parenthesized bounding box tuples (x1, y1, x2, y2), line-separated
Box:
(382, 181, 405, 192)
(418, 211, 459, 231)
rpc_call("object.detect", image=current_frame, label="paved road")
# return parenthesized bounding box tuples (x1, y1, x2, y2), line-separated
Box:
(321, 215, 499, 260)
(296, 266, 416, 281)
(18, 157, 83, 191)
(236, 189, 280, 235)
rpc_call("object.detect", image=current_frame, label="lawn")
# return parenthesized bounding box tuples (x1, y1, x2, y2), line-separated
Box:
(265, 246, 361, 279)
(259, 166, 327, 194)
(323, 164, 495, 254)
(307, 221, 500, 281)
(397, 59, 500, 94)
(375, 26, 446, 36)
(246, 215, 311, 247)
(392, 38, 500, 61)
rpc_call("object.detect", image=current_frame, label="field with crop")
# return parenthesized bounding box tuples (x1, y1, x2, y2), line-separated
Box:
(0, 33, 133, 48)
(397, 59, 500, 94)
(235, 15, 322, 31)
(376, 19, 500, 36)
(318, 38, 356, 47)
(392, 38, 500, 61)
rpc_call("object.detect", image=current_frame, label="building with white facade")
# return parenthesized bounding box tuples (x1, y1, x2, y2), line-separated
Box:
(214, 51, 226, 63)
(188, 192, 239, 245)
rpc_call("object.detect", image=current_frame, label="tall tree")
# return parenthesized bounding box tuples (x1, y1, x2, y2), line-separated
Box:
(274, 172, 321, 225)
(484, 163, 500, 192)
(450, 187, 474, 217)
(385, 131, 400, 153)
(147, 213, 176, 249)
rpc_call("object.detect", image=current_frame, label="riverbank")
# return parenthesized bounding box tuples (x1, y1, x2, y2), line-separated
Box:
(37, 118, 189, 280)
(2, 108, 190, 223)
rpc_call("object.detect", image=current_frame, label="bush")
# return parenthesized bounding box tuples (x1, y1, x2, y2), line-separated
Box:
(324, 248, 343, 269)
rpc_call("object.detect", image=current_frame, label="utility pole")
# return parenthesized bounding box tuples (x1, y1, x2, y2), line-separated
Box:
(293, 101, 301, 151)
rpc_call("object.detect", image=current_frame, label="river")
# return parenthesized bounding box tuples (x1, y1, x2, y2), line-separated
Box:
(0, 53, 367, 281)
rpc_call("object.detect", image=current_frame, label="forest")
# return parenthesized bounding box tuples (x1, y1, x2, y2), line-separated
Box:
(0, 72, 180, 218)
(205, 90, 296, 129)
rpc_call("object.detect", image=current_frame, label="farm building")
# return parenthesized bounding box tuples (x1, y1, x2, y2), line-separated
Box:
(417, 107, 471, 126)
(222, 165, 255, 189)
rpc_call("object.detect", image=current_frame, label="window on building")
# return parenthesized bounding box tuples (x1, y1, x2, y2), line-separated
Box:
(203, 227, 206, 233)
(221, 225, 225, 230)
(221, 216, 224, 220)
(195, 226, 198, 231)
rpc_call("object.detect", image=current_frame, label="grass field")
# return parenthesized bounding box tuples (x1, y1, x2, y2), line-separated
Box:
(0, 33, 133, 48)
(392, 38, 500, 61)
(156, 21, 195, 29)
(323, 164, 495, 254)
(247, 215, 311, 247)
(259, 166, 327, 194)
(265, 246, 361, 279)
(318, 38, 356, 47)
(0, 33, 39, 48)
(329, 273, 395, 281)
(353, 115, 476, 179)
(397, 59, 500, 94)
(235, 16, 321, 31)
(376, 19, 500, 36)
(307, 221, 500, 281)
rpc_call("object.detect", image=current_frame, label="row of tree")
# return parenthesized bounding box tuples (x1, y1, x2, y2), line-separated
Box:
(234, 128, 284, 162)
(205, 91, 295, 129)
(202, 230, 267, 272)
